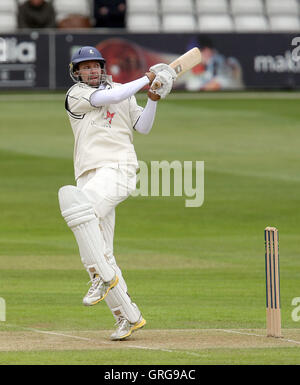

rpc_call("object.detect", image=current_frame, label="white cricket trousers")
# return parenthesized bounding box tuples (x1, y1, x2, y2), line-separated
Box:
(76, 163, 140, 322)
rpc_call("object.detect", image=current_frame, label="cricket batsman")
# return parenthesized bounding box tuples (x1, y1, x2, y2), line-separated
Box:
(58, 46, 176, 340)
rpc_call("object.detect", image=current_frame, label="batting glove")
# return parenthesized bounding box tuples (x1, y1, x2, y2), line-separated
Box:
(150, 69, 174, 99)
(149, 63, 177, 81)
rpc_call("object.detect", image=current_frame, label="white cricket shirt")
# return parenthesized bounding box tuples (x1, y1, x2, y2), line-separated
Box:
(65, 81, 144, 180)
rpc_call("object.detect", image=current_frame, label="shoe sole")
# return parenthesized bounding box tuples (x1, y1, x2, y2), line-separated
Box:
(85, 275, 119, 306)
(111, 318, 147, 341)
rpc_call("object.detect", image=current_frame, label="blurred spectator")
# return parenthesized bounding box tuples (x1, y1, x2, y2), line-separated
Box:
(94, 0, 126, 28)
(18, 0, 56, 29)
(58, 15, 91, 29)
(184, 36, 244, 91)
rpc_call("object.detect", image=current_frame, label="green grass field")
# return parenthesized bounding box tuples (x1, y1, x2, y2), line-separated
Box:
(0, 92, 300, 365)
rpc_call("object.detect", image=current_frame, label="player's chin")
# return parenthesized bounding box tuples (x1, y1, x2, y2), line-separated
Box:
(88, 77, 100, 87)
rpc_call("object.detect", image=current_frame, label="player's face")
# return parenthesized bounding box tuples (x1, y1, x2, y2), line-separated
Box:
(78, 60, 102, 87)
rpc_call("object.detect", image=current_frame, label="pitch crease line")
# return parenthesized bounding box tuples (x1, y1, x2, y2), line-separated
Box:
(220, 329, 300, 345)
(3, 324, 300, 349)
(1, 323, 202, 357)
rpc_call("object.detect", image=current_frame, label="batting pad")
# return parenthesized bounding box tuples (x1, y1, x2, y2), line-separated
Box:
(58, 185, 115, 282)
(105, 284, 141, 324)
(104, 253, 128, 293)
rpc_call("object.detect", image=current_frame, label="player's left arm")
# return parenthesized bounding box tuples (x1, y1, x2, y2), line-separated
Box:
(134, 65, 176, 134)
(134, 98, 157, 135)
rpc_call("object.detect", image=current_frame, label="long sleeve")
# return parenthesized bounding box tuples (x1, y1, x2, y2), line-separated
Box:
(90, 76, 149, 107)
(134, 98, 157, 135)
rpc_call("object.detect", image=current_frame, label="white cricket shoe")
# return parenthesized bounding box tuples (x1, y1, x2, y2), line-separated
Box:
(83, 274, 119, 306)
(110, 316, 146, 341)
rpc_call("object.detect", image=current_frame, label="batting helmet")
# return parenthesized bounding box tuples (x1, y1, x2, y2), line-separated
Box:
(69, 46, 107, 85)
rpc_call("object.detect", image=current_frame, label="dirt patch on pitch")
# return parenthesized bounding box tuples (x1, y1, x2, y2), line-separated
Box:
(1, 329, 300, 352)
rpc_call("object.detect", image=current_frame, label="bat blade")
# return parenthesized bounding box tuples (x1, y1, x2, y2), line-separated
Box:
(170, 47, 202, 77)
(151, 47, 202, 90)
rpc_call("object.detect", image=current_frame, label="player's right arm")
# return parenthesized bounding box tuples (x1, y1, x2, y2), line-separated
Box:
(66, 64, 174, 116)
(90, 62, 175, 107)
(90, 76, 150, 107)
(66, 75, 152, 116)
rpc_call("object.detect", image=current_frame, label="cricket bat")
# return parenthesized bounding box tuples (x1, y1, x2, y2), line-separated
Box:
(151, 47, 202, 89)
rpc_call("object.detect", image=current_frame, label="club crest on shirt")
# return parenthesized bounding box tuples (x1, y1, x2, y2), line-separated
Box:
(104, 110, 115, 127)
